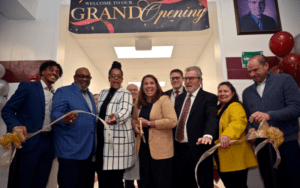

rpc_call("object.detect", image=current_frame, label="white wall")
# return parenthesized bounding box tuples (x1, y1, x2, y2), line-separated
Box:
(196, 2, 223, 95)
(216, 0, 300, 99)
(0, 0, 61, 61)
(58, 6, 108, 94)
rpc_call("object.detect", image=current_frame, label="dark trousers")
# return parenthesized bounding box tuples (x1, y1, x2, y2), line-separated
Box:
(257, 139, 300, 188)
(57, 155, 95, 188)
(176, 142, 214, 188)
(139, 140, 173, 188)
(124, 180, 140, 188)
(11, 135, 54, 188)
(219, 169, 248, 188)
(96, 169, 125, 188)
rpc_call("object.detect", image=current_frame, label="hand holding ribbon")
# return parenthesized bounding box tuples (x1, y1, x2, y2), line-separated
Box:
(0, 110, 114, 169)
(194, 119, 284, 188)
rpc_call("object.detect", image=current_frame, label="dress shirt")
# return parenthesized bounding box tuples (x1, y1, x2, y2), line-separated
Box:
(81, 90, 93, 112)
(175, 87, 212, 143)
(170, 86, 184, 106)
(76, 85, 95, 161)
(256, 79, 266, 98)
(41, 80, 55, 132)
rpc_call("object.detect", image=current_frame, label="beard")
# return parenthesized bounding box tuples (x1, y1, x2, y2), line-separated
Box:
(75, 80, 89, 91)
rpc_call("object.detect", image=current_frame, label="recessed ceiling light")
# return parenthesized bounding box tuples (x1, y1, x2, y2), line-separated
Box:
(128, 81, 166, 87)
(115, 46, 173, 59)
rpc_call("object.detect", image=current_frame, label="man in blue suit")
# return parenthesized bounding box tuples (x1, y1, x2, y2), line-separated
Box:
(2, 61, 63, 188)
(240, 0, 278, 31)
(243, 55, 300, 188)
(51, 67, 96, 188)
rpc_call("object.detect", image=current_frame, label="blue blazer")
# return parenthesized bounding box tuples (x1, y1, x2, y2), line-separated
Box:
(51, 83, 96, 160)
(1, 81, 46, 152)
(243, 71, 300, 142)
(240, 12, 278, 32)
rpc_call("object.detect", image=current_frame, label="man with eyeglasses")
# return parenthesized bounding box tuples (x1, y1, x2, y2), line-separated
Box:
(165, 69, 186, 106)
(127, 84, 139, 105)
(240, 0, 278, 31)
(174, 66, 218, 188)
(51, 67, 97, 188)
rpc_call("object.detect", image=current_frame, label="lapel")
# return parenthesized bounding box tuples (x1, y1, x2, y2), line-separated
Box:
(71, 83, 92, 112)
(88, 91, 96, 114)
(248, 12, 260, 30)
(262, 71, 274, 98)
(189, 88, 204, 118)
(37, 81, 45, 112)
(176, 92, 186, 116)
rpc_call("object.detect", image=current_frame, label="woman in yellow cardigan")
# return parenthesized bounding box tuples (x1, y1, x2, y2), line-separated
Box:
(215, 82, 257, 188)
(132, 74, 177, 188)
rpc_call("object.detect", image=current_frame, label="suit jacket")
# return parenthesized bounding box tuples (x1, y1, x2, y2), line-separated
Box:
(240, 12, 278, 31)
(2, 81, 47, 152)
(132, 95, 177, 160)
(97, 87, 135, 170)
(164, 86, 186, 97)
(215, 102, 257, 172)
(242, 71, 300, 142)
(51, 83, 96, 160)
(174, 88, 218, 161)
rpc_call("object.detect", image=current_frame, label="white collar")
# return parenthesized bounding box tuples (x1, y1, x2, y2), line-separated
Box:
(172, 86, 184, 93)
(187, 86, 200, 98)
(41, 79, 55, 92)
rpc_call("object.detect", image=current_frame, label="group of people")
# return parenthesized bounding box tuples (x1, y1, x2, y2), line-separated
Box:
(1, 54, 300, 188)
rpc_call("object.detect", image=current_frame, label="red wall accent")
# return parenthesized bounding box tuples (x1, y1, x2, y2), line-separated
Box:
(0, 61, 47, 83)
(226, 56, 280, 79)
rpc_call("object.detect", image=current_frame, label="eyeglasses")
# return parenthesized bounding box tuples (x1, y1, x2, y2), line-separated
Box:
(110, 74, 122, 79)
(128, 89, 138, 92)
(170, 76, 182, 81)
(183, 77, 200, 81)
(75, 74, 92, 80)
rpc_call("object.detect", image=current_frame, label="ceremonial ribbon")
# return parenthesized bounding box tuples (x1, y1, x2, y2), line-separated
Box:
(0, 110, 114, 169)
(195, 120, 284, 188)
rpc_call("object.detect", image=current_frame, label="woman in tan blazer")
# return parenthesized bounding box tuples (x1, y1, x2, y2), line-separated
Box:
(132, 74, 177, 188)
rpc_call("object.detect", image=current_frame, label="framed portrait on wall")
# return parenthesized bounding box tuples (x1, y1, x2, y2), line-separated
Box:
(234, 0, 282, 35)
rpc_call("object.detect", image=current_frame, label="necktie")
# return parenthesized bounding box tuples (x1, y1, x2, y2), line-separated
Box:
(258, 19, 263, 30)
(176, 94, 192, 142)
(175, 91, 179, 100)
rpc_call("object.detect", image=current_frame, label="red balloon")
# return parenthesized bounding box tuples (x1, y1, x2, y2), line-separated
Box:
(281, 53, 300, 75)
(269, 31, 294, 57)
(270, 65, 283, 74)
(293, 62, 300, 83)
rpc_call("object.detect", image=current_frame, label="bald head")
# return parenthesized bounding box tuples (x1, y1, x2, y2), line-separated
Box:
(250, 55, 268, 66)
(127, 84, 138, 101)
(247, 55, 269, 83)
(75, 67, 90, 75)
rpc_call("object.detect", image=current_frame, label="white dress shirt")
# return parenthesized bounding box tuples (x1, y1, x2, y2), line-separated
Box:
(170, 86, 184, 106)
(175, 87, 212, 143)
(41, 80, 55, 132)
(256, 79, 266, 97)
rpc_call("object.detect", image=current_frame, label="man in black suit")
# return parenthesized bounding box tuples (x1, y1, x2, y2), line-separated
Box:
(165, 69, 186, 106)
(174, 66, 218, 188)
(240, 0, 278, 31)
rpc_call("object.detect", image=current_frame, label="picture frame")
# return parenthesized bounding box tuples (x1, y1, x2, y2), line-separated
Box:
(234, 0, 282, 35)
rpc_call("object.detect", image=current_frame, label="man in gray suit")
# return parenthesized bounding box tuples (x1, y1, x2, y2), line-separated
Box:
(242, 55, 300, 188)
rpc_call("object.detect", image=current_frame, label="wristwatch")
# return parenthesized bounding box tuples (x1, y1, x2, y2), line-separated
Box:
(148, 121, 151, 128)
